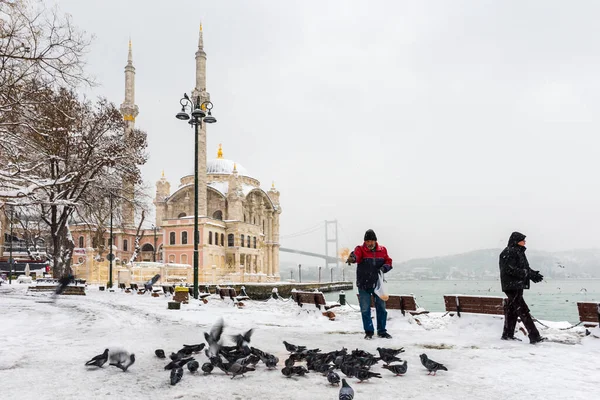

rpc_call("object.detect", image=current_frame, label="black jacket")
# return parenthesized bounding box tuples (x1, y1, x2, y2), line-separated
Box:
(499, 232, 532, 292)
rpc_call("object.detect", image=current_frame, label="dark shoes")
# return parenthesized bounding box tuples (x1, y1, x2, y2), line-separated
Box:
(530, 336, 547, 345)
(378, 332, 393, 339)
(501, 336, 522, 341)
(364, 332, 374, 340)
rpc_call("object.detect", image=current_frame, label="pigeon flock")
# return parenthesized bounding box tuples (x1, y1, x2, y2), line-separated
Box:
(84, 318, 448, 398)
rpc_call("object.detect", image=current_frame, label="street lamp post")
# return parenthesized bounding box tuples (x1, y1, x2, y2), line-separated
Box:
(318, 265, 321, 283)
(298, 264, 302, 283)
(175, 93, 216, 299)
(108, 193, 114, 288)
(151, 224, 158, 262)
(8, 206, 14, 284)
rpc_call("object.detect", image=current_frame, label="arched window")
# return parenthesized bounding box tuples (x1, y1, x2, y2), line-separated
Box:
(169, 232, 176, 245)
(263, 220, 265, 232)
(181, 231, 188, 245)
(209, 231, 213, 245)
(78, 236, 84, 248)
(141, 243, 154, 252)
(168, 254, 175, 263)
(212, 210, 223, 220)
(181, 254, 188, 264)
(123, 239, 128, 251)
(253, 237, 257, 249)
(178, 212, 186, 218)
(221, 233, 225, 247)
(244, 214, 247, 222)
(241, 234, 245, 247)
(228, 234, 234, 247)
(253, 216, 256, 224)
(247, 235, 250, 248)
(215, 233, 219, 246)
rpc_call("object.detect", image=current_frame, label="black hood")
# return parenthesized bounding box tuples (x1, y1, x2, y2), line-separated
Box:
(364, 229, 377, 241)
(507, 232, 526, 247)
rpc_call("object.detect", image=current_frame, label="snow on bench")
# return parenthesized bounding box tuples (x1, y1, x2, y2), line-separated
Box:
(28, 285, 86, 296)
(443, 294, 506, 317)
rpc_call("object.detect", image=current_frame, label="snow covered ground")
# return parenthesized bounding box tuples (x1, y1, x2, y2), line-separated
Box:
(0, 284, 598, 400)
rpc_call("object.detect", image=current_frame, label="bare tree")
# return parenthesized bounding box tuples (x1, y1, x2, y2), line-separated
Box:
(1, 86, 147, 277)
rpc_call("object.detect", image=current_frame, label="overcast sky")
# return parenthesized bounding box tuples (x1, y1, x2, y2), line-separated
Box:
(54, 0, 600, 263)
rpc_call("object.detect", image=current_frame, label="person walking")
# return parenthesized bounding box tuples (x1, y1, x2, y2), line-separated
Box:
(347, 229, 393, 339)
(499, 232, 546, 344)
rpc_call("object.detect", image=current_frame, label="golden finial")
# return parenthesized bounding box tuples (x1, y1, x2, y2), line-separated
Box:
(161, 170, 165, 178)
(200, 22, 203, 32)
(217, 144, 223, 159)
(272, 181, 275, 188)
(233, 162, 237, 171)
(128, 38, 132, 49)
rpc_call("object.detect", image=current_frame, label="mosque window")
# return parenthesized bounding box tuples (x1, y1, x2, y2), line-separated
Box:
(241, 234, 245, 247)
(182, 231, 188, 245)
(78, 236, 84, 248)
(247, 235, 250, 248)
(212, 210, 223, 220)
(123, 239, 128, 251)
(215, 233, 219, 246)
(221, 234, 225, 247)
(169, 232, 176, 245)
(263, 220, 265, 232)
(209, 231, 213, 245)
(178, 212, 186, 218)
(244, 214, 247, 222)
(228, 234, 234, 247)
(253, 237, 257, 249)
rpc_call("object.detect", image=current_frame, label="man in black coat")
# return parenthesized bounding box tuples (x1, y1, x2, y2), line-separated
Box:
(499, 232, 545, 344)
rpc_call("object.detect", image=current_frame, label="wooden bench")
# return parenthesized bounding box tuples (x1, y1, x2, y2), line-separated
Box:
(292, 290, 340, 311)
(28, 285, 86, 295)
(217, 287, 249, 305)
(443, 295, 506, 317)
(355, 294, 422, 316)
(577, 302, 600, 327)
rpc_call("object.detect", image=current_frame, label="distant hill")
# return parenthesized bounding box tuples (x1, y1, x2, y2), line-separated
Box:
(279, 248, 600, 281)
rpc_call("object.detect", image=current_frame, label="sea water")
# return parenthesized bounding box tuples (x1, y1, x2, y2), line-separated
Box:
(324, 279, 600, 324)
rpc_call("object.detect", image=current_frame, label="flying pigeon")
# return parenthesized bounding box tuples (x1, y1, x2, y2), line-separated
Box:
(154, 349, 166, 359)
(231, 329, 254, 356)
(85, 349, 109, 368)
(339, 379, 354, 400)
(205, 318, 225, 357)
(420, 354, 448, 376)
(170, 367, 183, 386)
(109, 351, 135, 372)
(382, 360, 408, 376)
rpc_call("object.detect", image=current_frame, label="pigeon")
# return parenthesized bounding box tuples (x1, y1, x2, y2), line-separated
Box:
(327, 370, 341, 386)
(231, 329, 254, 356)
(354, 368, 382, 382)
(227, 362, 255, 379)
(241, 354, 261, 367)
(265, 355, 279, 369)
(170, 367, 183, 386)
(281, 366, 293, 377)
(154, 349, 166, 359)
(183, 343, 206, 353)
(376, 347, 404, 358)
(187, 360, 199, 373)
(209, 355, 229, 374)
(290, 366, 309, 376)
(283, 340, 306, 353)
(339, 379, 354, 400)
(201, 362, 214, 374)
(109, 351, 135, 372)
(85, 349, 109, 367)
(420, 354, 448, 376)
(284, 356, 296, 368)
(164, 357, 194, 370)
(169, 352, 181, 361)
(205, 318, 225, 357)
(382, 361, 408, 376)
(340, 363, 355, 378)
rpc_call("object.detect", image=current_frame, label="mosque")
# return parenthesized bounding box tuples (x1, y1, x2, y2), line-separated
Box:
(68, 27, 282, 283)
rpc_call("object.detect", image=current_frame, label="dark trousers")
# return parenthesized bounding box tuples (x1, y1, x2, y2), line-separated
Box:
(503, 289, 540, 340)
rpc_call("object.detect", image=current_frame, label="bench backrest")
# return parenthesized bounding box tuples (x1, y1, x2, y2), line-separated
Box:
(292, 291, 326, 306)
(356, 294, 417, 312)
(218, 287, 238, 299)
(444, 295, 505, 316)
(577, 302, 600, 324)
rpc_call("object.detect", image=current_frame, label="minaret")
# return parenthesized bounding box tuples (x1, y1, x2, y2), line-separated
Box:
(192, 24, 209, 217)
(120, 39, 139, 227)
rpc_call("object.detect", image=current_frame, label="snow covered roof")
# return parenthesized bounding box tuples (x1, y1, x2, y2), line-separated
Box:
(206, 158, 250, 177)
(207, 181, 229, 196)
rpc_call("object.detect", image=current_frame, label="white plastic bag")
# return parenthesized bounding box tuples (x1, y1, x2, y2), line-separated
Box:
(374, 270, 389, 301)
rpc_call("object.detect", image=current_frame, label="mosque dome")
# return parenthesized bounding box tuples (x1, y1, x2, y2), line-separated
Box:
(206, 144, 250, 177)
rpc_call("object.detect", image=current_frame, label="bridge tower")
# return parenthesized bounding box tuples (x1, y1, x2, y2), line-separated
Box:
(324, 220, 339, 276)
